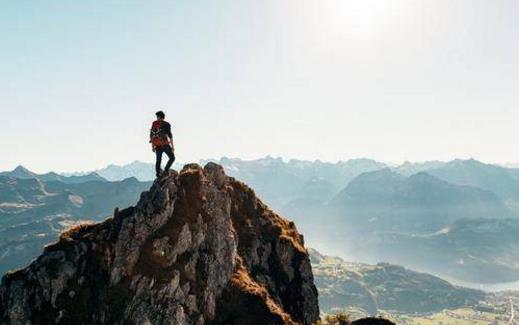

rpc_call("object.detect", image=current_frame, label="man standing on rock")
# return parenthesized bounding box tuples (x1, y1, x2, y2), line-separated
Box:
(150, 110, 175, 178)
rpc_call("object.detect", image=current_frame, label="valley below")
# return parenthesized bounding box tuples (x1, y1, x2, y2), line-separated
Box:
(310, 249, 519, 324)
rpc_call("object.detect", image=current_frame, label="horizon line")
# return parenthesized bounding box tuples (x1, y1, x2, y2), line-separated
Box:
(3, 156, 519, 175)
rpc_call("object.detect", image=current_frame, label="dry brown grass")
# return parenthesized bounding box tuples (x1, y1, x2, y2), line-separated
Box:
(314, 313, 351, 325)
(59, 221, 96, 242)
(230, 256, 298, 325)
(229, 179, 307, 254)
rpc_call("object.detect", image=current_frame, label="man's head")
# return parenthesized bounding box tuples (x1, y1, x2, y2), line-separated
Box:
(155, 110, 165, 120)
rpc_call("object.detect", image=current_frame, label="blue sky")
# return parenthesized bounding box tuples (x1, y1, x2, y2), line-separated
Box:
(1, 0, 518, 173)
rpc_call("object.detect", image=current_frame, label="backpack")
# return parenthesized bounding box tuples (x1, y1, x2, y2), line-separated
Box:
(150, 120, 169, 147)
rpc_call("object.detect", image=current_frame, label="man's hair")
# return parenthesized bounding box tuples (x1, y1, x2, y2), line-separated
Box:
(156, 111, 165, 119)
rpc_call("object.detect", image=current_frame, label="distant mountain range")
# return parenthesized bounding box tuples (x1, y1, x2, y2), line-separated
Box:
(0, 167, 150, 275)
(4, 157, 519, 284)
(64, 157, 387, 207)
(209, 157, 519, 284)
(63, 160, 183, 182)
(203, 157, 388, 209)
(393, 160, 448, 176)
(426, 159, 519, 204)
(0, 165, 106, 184)
(331, 169, 512, 232)
(56, 156, 519, 207)
(300, 162, 519, 283)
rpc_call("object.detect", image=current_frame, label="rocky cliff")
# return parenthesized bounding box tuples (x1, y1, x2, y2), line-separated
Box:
(0, 163, 319, 325)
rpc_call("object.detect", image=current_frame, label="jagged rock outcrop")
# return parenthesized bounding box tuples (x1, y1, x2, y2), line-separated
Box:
(0, 163, 319, 325)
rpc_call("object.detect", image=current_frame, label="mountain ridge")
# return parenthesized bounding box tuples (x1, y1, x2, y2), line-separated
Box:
(0, 163, 319, 325)
(0, 165, 106, 184)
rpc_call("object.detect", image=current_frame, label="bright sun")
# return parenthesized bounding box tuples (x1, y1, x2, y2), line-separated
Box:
(306, 0, 407, 43)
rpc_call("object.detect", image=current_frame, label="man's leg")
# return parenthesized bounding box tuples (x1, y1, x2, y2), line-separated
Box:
(155, 148, 163, 177)
(164, 146, 176, 173)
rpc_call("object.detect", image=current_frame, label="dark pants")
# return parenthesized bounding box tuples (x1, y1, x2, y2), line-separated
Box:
(155, 145, 175, 176)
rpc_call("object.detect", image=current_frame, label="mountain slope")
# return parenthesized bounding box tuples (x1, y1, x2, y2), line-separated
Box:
(307, 169, 519, 283)
(0, 176, 151, 276)
(331, 169, 512, 232)
(0, 163, 319, 325)
(310, 249, 486, 315)
(369, 218, 519, 283)
(426, 159, 519, 203)
(0, 166, 36, 179)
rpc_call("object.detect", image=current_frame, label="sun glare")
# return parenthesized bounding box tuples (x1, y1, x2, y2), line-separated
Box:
(305, 0, 396, 44)
(301, 0, 419, 53)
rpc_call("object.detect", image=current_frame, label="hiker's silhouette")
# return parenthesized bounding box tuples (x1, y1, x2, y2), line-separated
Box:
(150, 110, 175, 177)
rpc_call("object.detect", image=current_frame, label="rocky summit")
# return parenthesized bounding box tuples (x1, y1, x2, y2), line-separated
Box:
(0, 163, 319, 325)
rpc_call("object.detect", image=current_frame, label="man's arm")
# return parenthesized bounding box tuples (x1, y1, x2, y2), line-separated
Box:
(170, 136, 174, 151)
(150, 126, 156, 152)
(166, 123, 174, 150)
